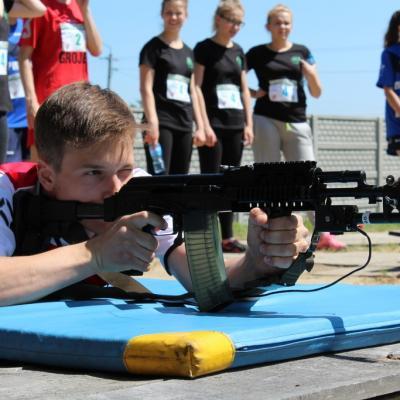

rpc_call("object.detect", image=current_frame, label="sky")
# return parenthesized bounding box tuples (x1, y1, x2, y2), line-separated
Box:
(86, 0, 400, 118)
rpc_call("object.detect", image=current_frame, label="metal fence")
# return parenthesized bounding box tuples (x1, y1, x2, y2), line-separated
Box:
(133, 113, 400, 216)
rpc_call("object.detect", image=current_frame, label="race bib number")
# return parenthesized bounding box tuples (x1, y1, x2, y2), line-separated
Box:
(8, 74, 25, 99)
(269, 78, 298, 103)
(166, 74, 191, 103)
(60, 23, 86, 52)
(216, 84, 243, 110)
(0, 42, 8, 76)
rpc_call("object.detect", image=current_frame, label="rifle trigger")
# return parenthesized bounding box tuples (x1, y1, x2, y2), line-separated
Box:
(142, 224, 154, 234)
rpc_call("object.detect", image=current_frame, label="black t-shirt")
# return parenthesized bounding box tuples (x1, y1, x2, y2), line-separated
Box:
(139, 36, 194, 132)
(246, 43, 314, 123)
(0, 8, 12, 113)
(194, 38, 246, 130)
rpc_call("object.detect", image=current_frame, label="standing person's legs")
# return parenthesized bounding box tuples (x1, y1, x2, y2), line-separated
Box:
(27, 128, 39, 161)
(20, 128, 30, 160)
(0, 113, 8, 163)
(252, 114, 281, 162)
(199, 128, 246, 252)
(280, 121, 315, 161)
(219, 130, 243, 241)
(6, 127, 22, 162)
(158, 126, 174, 173)
(280, 121, 346, 250)
(168, 129, 193, 174)
(197, 139, 221, 174)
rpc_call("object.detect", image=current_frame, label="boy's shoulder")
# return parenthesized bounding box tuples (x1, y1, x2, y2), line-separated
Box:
(0, 162, 38, 190)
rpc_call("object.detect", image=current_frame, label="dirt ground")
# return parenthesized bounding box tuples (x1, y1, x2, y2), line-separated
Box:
(143, 238, 400, 287)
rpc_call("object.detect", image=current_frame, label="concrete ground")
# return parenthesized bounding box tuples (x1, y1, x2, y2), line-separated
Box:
(1, 231, 400, 400)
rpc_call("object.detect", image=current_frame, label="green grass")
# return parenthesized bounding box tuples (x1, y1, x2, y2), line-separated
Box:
(233, 221, 248, 240)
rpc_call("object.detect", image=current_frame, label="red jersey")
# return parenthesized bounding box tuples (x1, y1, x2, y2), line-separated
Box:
(19, 0, 88, 104)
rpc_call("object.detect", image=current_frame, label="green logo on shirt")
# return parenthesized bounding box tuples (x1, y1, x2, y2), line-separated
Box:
(236, 56, 243, 69)
(291, 56, 301, 65)
(186, 57, 193, 70)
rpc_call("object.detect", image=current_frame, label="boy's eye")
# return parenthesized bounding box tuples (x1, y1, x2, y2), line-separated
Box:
(85, 170, 102, 176)
(118, 168, 133, 179)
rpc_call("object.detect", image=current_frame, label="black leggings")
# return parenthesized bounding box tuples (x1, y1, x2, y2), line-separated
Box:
(0, 113, 8, 163)
(198, 128, 243, 239)
(159, 126, 193, 174)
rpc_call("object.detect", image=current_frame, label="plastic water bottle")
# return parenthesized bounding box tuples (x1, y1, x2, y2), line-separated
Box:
(149, 143, 166, 175)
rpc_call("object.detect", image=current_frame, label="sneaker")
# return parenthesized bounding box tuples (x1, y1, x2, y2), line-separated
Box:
(316, 232, 346, 251)
(222, 238, 247, 253)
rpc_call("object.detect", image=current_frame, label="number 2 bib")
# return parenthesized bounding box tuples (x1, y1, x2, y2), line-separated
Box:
(166, 74, 191, 103)
(60, 23, 86, 52)
(216, 84, 243, 110)
(269, 78, 298, 103)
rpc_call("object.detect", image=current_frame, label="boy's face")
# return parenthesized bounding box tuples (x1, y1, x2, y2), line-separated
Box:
(38, 138, 135, 204)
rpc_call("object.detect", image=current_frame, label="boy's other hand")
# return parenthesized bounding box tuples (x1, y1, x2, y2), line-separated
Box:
(246, 208, 309, 280)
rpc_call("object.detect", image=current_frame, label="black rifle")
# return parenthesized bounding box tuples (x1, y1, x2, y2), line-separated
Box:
(20, 161, 400, 311)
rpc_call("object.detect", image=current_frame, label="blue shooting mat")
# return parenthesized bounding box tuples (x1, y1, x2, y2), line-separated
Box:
(0, 279, 400, 378)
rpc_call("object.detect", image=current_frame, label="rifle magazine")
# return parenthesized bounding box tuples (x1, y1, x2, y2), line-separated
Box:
(183, 211, 233, 312)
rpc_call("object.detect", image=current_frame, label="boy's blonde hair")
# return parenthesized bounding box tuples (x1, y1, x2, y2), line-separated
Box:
(35, 82, 137, 171)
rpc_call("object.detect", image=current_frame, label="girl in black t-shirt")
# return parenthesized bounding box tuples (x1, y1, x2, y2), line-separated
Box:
(246, 4, 321, 163)
(139, 0, 204, 175)
(194, 0, 253, 253)
(246, 4, 344, 251)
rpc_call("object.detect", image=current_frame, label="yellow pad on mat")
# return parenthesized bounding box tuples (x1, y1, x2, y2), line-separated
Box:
(123, 331, 235, 378)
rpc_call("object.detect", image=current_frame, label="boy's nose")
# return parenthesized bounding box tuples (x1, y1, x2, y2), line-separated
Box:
(103, 175, 123, 198)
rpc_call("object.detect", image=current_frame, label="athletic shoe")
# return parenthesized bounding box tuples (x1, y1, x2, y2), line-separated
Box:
(222, 239, 247, 253)
(316, 232, 346, 251)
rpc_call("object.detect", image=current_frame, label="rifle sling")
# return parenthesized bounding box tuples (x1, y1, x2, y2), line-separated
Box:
(97, 272, 152, 294)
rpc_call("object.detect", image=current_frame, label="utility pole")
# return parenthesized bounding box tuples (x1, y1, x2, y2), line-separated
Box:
(101, 48, 118, 89)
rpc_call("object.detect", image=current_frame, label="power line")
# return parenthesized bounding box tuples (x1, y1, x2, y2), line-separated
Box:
(101, 48, 118, 89)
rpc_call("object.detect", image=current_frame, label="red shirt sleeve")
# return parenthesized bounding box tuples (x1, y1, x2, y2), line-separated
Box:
(19, 15, 43, 49)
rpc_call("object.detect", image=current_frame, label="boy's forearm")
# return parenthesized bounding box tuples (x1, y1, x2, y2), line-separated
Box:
(0, 242, 97, 307)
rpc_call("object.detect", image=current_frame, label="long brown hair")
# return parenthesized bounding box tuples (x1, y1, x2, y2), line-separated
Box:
(384, 10, 400, 48)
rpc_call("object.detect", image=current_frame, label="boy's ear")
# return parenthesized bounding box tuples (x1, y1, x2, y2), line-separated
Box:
(37, 161, 56, 192)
